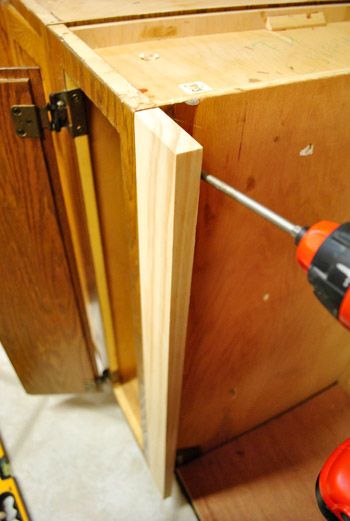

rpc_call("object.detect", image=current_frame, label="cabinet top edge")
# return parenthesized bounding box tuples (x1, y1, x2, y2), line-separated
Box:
(9, 0, 350, 27)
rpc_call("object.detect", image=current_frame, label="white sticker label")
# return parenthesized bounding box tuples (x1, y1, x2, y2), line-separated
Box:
(179, 81, 213, 94)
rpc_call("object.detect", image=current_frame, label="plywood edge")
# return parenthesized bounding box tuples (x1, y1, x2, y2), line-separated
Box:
(114, 378, 143, 448)
(135, 108, 202, 496)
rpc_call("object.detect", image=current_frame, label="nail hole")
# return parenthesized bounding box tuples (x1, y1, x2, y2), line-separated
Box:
(139, 52, 160, 61)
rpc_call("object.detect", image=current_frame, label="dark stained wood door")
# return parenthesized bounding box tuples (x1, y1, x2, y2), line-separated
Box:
(0, 67, 97, 393)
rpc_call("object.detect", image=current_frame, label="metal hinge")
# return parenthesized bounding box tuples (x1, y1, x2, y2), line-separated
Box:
(84, 369, 121, 392)
(11, 89, 88, 138)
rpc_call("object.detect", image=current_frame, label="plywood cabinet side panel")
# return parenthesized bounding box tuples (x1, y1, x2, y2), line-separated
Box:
(178, 385, 350, 521)
(176, 74, 350, 452)
(135, 108, 202, 495)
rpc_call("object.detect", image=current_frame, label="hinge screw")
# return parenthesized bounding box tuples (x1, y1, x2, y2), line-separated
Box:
(71, 93, 81, 104)
(12, 107, 22, 116)
(16, 128, 27, 137)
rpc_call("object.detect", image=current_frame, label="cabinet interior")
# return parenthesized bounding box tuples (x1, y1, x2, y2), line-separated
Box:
(72, 5, 350, 107)
(178, 384, 350, 520)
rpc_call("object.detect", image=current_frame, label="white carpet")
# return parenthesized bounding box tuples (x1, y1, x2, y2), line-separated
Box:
(0, 347, 197, 521)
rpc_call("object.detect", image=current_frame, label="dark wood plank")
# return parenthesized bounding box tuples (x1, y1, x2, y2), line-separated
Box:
(178, 385, 350, 521)
(0, 68, 96, 392)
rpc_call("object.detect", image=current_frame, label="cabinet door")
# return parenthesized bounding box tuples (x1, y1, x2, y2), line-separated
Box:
(0, 67, 97, 393)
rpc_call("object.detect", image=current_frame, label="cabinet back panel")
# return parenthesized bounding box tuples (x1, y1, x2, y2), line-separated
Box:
(176, 74, 350, 451)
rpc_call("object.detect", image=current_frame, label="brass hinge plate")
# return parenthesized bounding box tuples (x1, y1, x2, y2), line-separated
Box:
(11, 89, 88, 139)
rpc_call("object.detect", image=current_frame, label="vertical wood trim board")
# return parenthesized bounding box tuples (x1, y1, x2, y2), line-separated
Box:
(135, 108, 202, 495)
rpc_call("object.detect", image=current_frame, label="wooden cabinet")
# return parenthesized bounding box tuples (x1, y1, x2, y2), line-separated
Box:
(1, 1, 350, 518)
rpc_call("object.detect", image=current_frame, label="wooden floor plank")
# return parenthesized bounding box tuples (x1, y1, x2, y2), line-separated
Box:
(178, 385, 350, 521)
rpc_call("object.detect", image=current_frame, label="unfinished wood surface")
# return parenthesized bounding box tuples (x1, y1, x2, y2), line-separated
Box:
(0, 68, 96, 392)
(114, 378, 143, 447)
(135, 108, 202, 495)
(87, 99, 137, 380)
(73, 5, 350, 48)
(16, 0, 346, 25)
(266, 11, 326, 29)
(175, 74, 350, 452)
(96, 20, 350, 107)
(48, 23, 149, 118)
(178, 385, 350, 521)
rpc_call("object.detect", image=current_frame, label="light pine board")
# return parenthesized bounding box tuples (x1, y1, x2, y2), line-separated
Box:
(178, 385, 350, 521)
(135, 108, 202, 495)
(175, 74, 350, 452)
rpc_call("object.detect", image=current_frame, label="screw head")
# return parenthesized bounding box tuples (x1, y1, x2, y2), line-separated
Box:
(12, 107, 22, 116)
(56, 100, 65, 110)
(16, 128, 27, 137)
(71, 93, 80, 104)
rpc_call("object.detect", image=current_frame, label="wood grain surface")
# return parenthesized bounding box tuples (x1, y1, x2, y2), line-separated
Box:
(0, 68, 96, 392)
(73, 4, 350, 49)
(17, 0, 346, 25)
(178, 385, 350, 521)
(1, 3, 104, 381)
(96, 19, 350, 107)
(135, 108, 202, 495)
(176, 74, 350, 452)
(86, 100, 137, 380)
